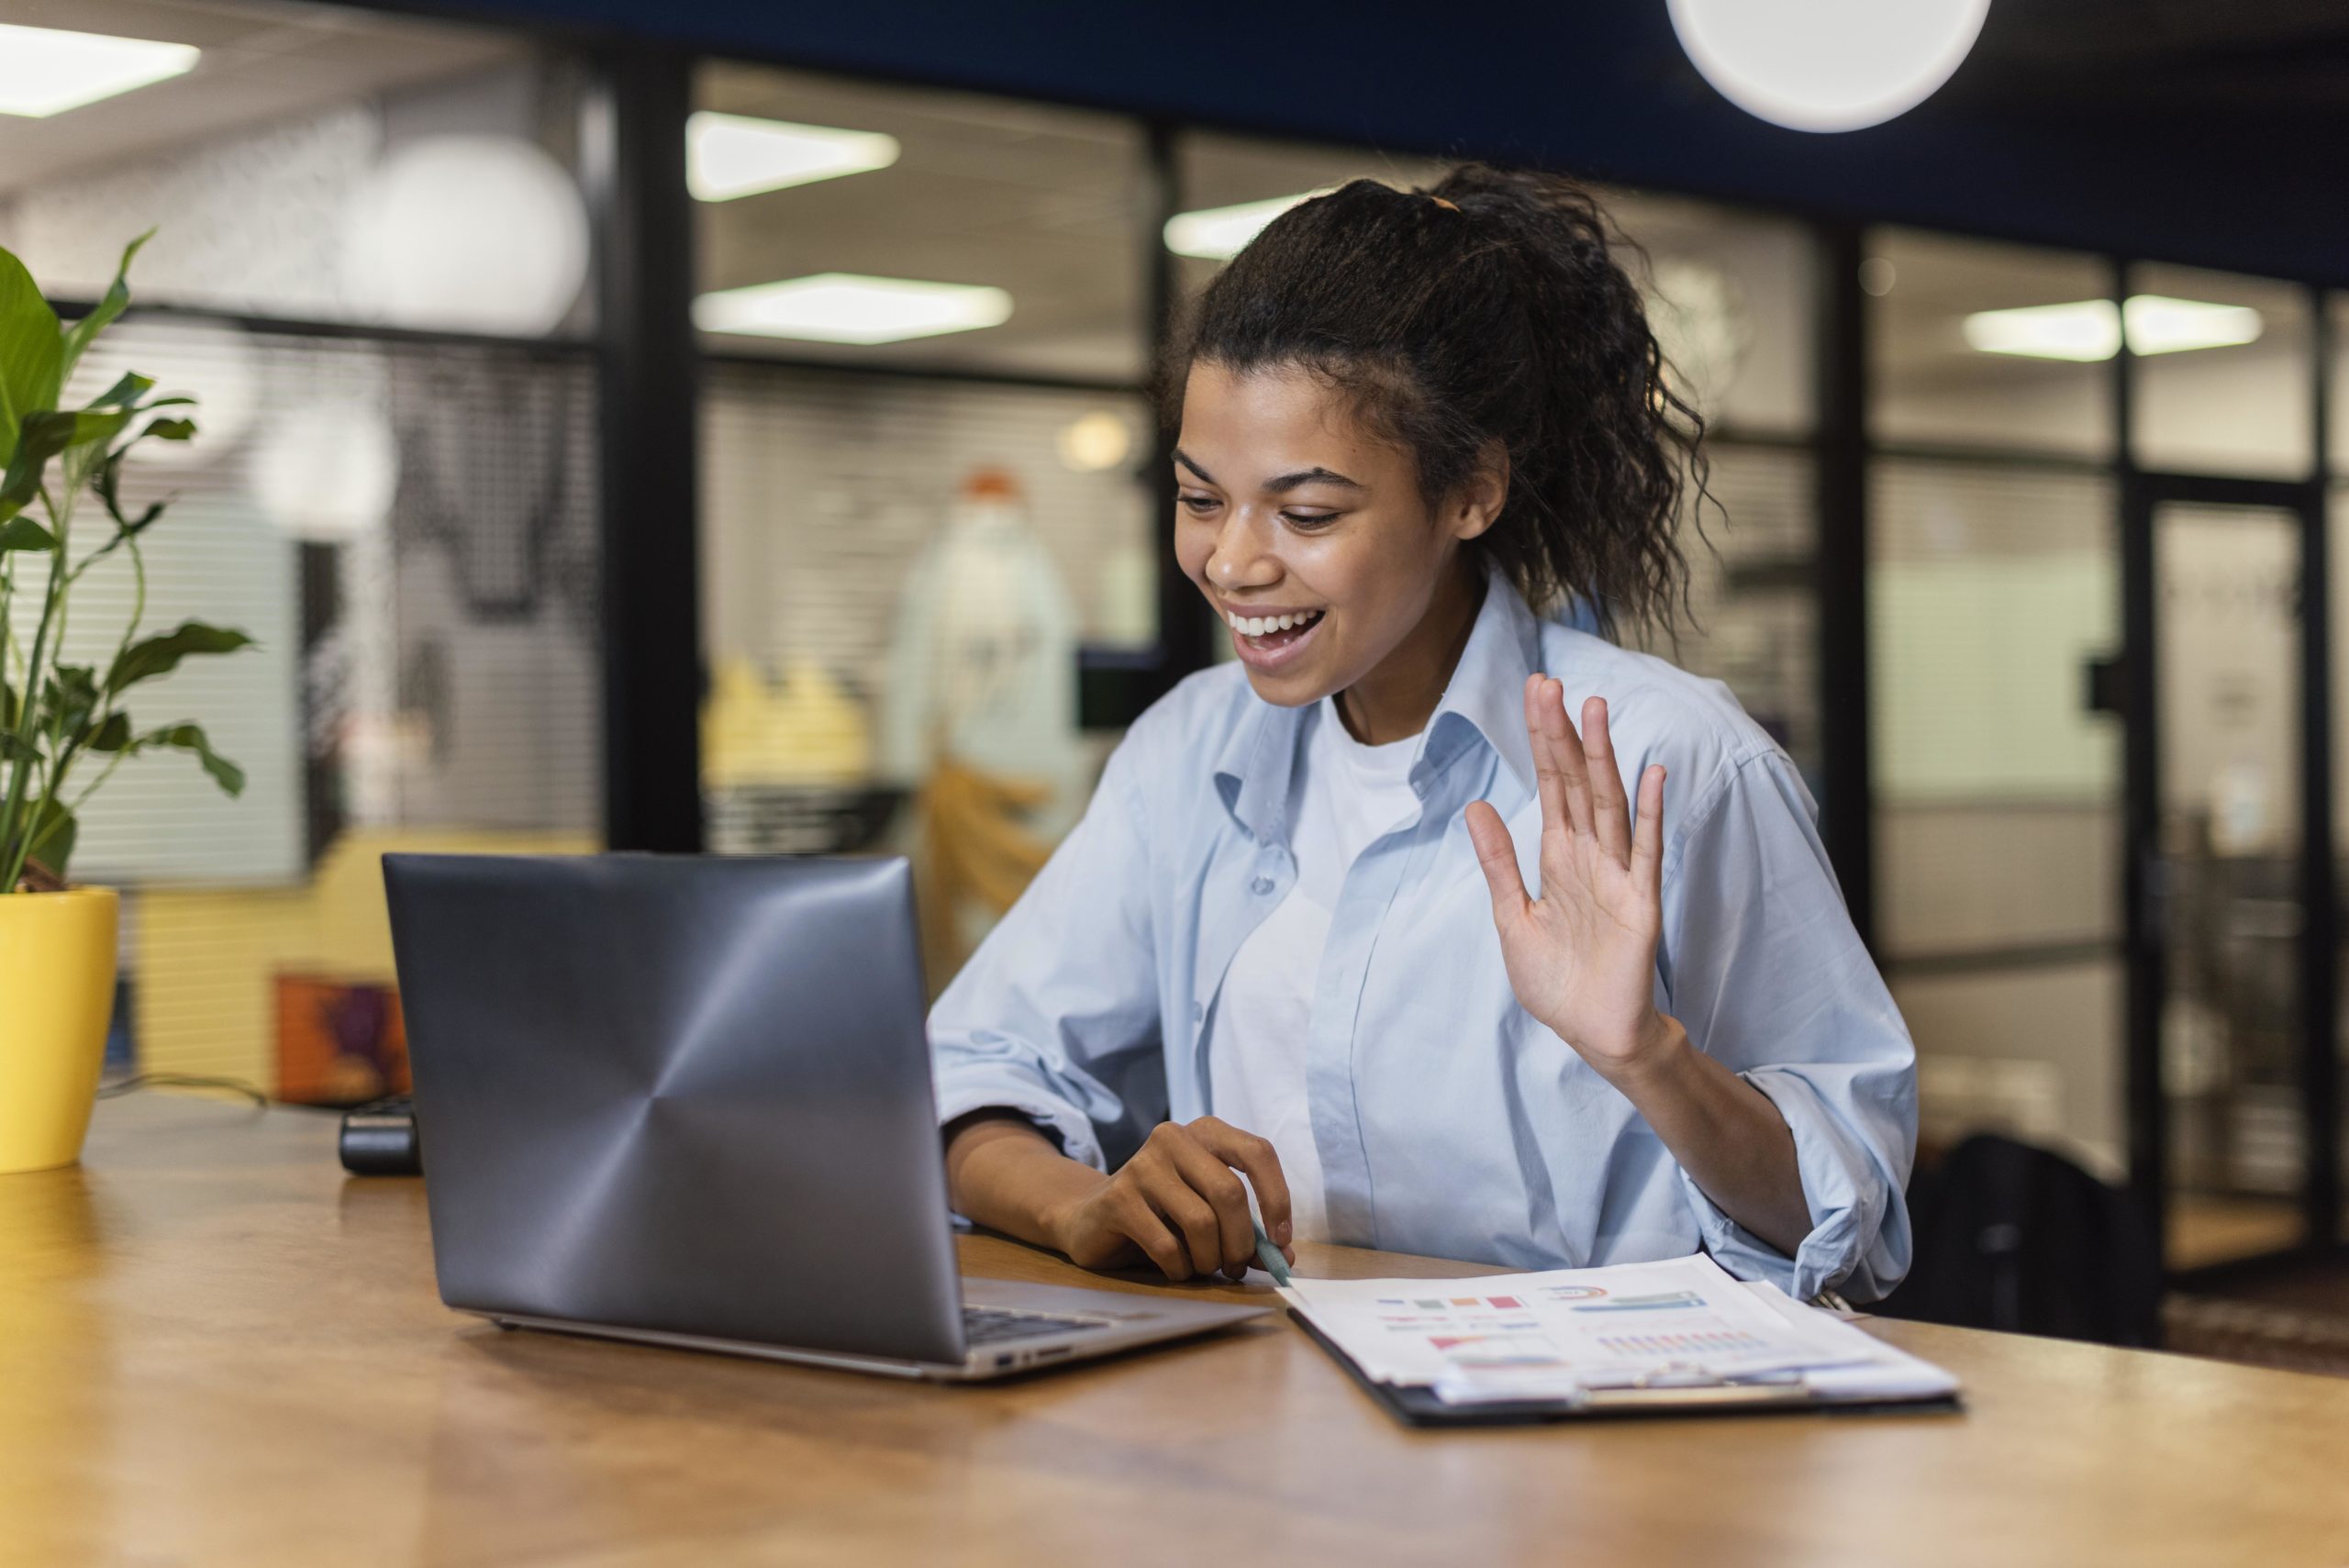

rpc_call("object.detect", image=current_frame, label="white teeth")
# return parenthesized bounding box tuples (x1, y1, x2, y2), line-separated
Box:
(1228, 609, 1322, 639)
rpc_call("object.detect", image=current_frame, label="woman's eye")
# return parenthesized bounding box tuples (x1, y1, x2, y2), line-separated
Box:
(1282, 511, 1340, 530)
(1176, 493, 1219, 514)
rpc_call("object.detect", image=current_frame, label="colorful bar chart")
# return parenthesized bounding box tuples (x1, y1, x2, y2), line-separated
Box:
(1568, 1291, 1706, 1314)
(1596, 1327, 1770, 1357)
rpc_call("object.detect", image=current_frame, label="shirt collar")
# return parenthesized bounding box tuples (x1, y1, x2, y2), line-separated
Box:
(1211, 562, 1542, 840)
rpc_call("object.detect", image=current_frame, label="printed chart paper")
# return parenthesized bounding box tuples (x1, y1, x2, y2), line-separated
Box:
(1276, 1253, 1957, 1407)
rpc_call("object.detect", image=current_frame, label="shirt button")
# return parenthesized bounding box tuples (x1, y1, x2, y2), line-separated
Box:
(1191, 1001, 1204, 1022)
(1251, 875, 1275, 895)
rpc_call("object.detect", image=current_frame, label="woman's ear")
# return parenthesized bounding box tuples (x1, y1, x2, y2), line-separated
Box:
(1449, 440, 1509, 542)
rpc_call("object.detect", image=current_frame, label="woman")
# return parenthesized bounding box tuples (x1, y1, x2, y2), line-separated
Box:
(930, 165, 1914, 1304)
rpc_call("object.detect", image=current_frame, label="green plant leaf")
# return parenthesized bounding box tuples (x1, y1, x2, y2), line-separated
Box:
(0, 245, 64, 456)
(21, 797, 77, 879)
(0, 408, 79, 515)
(85, 371, 153, 410)
(57, 230, 151, 385)
(86, 712, 131, 752)
(0, 516, 57, 552)
(134, 722, 243, 797)
(105, 619, 254, 695)
(3, 406, 130, 517)
(43, 664, 98, 740)
(81, 449, 165, 569)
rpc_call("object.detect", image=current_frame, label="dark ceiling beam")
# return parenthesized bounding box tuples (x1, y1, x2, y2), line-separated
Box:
(417, 0, 2349, 285)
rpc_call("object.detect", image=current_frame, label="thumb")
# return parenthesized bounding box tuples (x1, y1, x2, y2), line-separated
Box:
(1464, 801, 1530, 925)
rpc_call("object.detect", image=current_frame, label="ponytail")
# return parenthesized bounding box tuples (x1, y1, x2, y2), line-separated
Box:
(1161, 163, 1709, 640)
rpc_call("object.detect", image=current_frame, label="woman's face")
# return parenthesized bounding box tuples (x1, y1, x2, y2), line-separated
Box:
(1173, 361, 1497, 710)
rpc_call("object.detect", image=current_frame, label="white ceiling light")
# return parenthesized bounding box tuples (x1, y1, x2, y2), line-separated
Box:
(1163, 191, 1330, 261)
(694, 273, 1012, 345)
(686, 112, 900, 202)
(251, 404, 400, 541)
(1666, 0, 1990, 133)
(341, 136, 589, 336)
(1963, 300, 2119, 362)
(1056, 411, 1132, 473)
(0, 22, 199, 118)
(1962, 296, 2265, 362)
(2122, 295, 2265, 356)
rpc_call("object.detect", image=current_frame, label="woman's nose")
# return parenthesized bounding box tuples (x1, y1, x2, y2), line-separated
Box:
(1207, 518, 1280, 591)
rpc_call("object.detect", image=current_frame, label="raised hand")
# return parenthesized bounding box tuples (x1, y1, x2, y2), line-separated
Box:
(1462, 674, 1674, 1082)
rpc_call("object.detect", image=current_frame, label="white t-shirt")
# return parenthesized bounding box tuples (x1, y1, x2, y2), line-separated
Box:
(1204, 698, 1423, 1240)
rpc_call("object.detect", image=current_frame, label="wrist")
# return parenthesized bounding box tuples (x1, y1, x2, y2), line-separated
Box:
(1031, 1167, 1109, 1255)
(1601, 1011, 1692, 1100)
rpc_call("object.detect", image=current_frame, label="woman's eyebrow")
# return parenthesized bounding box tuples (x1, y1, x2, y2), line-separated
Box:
(1174, 450, 1363, 493)
(1264, 466, 1364, 493)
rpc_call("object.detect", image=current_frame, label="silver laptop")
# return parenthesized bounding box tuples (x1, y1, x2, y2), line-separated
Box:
(383, 851, 1265, 1380)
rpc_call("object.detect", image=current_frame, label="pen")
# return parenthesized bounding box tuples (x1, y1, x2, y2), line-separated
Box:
(1252, 1218, 1293, 1287)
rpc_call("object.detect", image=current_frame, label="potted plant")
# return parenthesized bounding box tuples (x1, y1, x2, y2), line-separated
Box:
(1, 234, 251, 1174)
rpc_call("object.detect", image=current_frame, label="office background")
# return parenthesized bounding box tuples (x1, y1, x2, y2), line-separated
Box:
(5, 0, 2346, 1321)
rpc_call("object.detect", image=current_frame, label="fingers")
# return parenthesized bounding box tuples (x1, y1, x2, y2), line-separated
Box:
(1191, 1116, 1294, 1252)
(1464, 800, 1530, 923)
(1581, 696, 1631, 863)
(1161, 1126, 1259, 1274)
(1631, 762, 1666, 888)
(1120, 1122, 1272, 1279)
(1532, 676, 1596, 839)
(1104, 1184, 1191, 1280)
(1522, 675, 1568, 837)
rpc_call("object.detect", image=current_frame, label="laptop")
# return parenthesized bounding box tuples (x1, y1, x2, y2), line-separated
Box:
(382, 851, 1267, 1380)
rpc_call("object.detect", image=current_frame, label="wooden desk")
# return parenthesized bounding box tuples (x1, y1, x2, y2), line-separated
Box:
(4, 1096, 2344, 1566)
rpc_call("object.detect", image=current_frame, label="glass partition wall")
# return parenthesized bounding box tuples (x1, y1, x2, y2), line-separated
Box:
(27, 3, 2349, 1276)
(1867, 221, 2343, 1273)
(689, 62, 1155, 985)
(0, 0, 603, 1105)
(1865, 232, 2127, 1186)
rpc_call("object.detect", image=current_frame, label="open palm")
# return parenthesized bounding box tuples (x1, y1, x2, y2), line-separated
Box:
(1463, 675, 1668, 1076)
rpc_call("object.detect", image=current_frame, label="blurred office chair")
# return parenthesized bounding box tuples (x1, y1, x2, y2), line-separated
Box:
(1871, 1133, 2164, 1348)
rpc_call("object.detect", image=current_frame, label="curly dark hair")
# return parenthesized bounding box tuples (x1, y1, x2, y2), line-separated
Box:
(1159, 163, 1712, 641)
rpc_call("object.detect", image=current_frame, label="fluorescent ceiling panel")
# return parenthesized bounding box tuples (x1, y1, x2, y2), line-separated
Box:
(0, 23, 199, 118)
(685, 111, 899, 202)
(1962, 295, 2265, 361)
(694, 273, 1012, 345)
(2121, 295, 2265, 356)
(1163, 191, 1328, 261)
(1962, 300, 2120, 362)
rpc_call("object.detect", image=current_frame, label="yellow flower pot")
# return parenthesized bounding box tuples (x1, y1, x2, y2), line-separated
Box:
(0, 887, 120, 1174)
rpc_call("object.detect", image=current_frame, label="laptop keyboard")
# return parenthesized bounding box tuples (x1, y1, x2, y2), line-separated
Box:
(962, 1307, 1113, 1346)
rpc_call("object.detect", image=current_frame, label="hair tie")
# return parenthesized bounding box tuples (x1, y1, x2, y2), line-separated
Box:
(1430, 195, 1460, 212)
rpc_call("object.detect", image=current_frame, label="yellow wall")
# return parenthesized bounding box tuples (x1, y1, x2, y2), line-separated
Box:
(135, 828, 596, 1089)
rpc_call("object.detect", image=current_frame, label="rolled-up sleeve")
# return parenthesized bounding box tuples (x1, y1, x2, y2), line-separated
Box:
(928, 735, 1163, 1173)
(1657, 750, 1917, 1302)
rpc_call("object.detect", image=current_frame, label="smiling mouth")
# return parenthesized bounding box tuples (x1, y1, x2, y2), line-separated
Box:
(1223, 607, 1324, 651)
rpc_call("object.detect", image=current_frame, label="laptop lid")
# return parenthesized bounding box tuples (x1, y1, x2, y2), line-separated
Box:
(383, 852, 966, 1366)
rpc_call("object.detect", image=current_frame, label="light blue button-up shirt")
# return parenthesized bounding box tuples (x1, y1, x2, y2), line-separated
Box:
(929, 570, 1916, 1300)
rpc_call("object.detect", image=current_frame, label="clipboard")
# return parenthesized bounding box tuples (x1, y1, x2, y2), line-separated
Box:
(1289, 1312, 1966, 1428)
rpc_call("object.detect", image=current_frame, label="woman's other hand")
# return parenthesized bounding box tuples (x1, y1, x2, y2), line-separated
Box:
(1464, 674, 1675, 1084)
(1043, 1116, 1295, 1281)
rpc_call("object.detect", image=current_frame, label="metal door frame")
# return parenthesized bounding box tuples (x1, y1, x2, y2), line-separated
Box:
(2121, 463, 2338, 1275)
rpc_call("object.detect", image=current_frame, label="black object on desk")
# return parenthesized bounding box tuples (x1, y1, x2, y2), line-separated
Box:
(339, 1095, 421, 1175)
